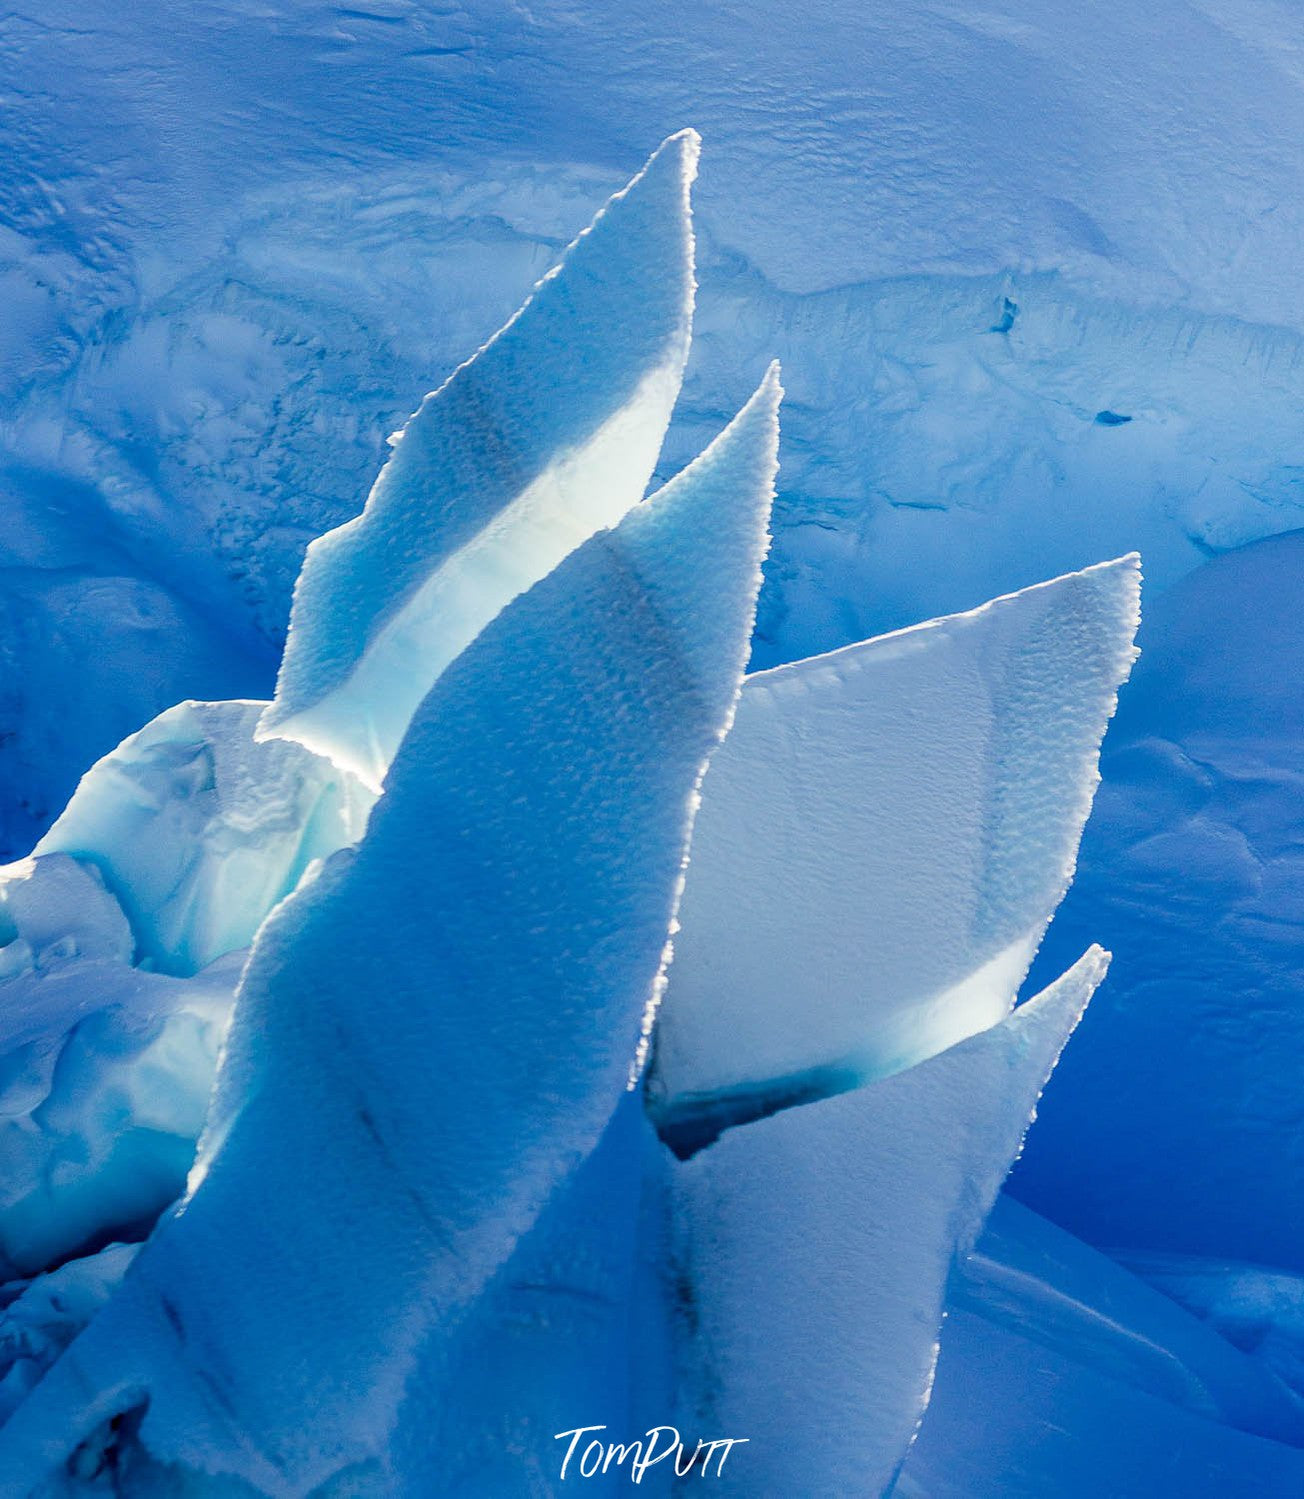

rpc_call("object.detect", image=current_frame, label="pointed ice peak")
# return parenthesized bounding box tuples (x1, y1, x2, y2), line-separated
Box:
(652, 554, 1140, 1131)
(257, 132, 701, 788)
(612, 361, 780, 704)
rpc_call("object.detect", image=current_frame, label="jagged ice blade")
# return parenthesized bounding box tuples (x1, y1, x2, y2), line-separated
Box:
(257, 130, 700, 789)
(652, 554, 1140, 1140)
(0, 369, 780, 1494)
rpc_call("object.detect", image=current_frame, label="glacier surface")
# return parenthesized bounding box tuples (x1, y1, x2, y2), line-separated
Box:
(13, 1, 1304, 851)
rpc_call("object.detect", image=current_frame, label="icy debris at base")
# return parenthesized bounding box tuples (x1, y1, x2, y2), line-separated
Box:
(0, 915, 240, 1281)
(652, 556, 1139, 1128)
(668, 947, 1106, 1498)
(0, 1244, 139, 1427)
(257, 131, 700, 789)
(37, 700, 371, 977)
(956, 1197, 1304, 1448)
(896, 1312, 1304, 1498)
(0, 372, 780, 1494)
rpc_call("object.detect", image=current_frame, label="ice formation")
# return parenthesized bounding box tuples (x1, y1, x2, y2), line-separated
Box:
(0, 1244, 139, 1428)
(0, 856, 237, 1280)
(652, 556, 1139, 1141)
(257, 130, 699, 787)
(36, 701, 370, 976)
(0, 365, 781, 1493)
(3, 113, 1296, 1499)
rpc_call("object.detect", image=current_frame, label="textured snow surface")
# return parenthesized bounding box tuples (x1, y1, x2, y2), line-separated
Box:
(653, 557, 1138, 1127)
(669, 947, 1105, 1498)
(1012, 530, 1304, 1272)
(14, 2, 1304, 850)
(259, 130, 698, 786)
(37, 701, 370, 976)
(0, 371, 779, 1493)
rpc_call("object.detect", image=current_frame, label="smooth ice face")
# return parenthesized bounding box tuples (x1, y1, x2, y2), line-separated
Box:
(258, 131, 700, 788)
(670, 948, 1107, 1498)
(0, 373, 780, 1494)
(652, 555, 1139, 1135)
(36, 700, 371, 976)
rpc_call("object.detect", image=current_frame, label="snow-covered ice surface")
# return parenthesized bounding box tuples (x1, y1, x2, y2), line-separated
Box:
(1012, 530, 1304, 1272)
(669, 948, 1105, 1497)
(13, 1, 1304, 848)
(0, 370, 780, 1493)
(258, 130, 698, 786)
(652, 557, 1138, 1136)
(36, 701, 370, 976)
